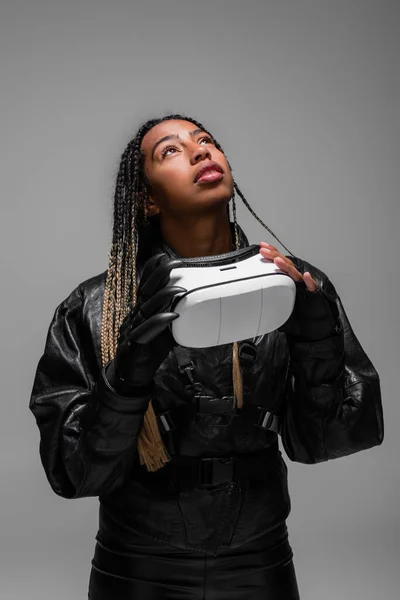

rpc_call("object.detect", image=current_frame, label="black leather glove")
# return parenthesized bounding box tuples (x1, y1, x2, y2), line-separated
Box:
(106, 253, 186, 396)
(278, 279, 342, 342)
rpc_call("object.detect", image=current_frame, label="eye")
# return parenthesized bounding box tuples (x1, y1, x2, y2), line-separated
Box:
(160, 135, 214, 158)
(161, 145, 178, 158)
(198, 135, 214, 145)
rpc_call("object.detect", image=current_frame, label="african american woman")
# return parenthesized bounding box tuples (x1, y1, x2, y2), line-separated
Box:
(29, 114, 384, 600)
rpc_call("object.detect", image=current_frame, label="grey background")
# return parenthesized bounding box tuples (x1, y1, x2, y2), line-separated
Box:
(1, 0, 398, 598)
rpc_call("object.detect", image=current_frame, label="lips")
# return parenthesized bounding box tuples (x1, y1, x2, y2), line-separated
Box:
(194, 161, 224, 183)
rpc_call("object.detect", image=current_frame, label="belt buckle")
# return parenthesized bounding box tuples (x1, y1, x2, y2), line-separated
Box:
(199, 457, 235, 486)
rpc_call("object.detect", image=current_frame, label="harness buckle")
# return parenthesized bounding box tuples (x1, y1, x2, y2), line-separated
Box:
(255, 407, 280, 433)
(199, 457, 235, 485)
(177, 361, 195, 386)
(158, 411, 175, 433)
(238, 341, 258, 368)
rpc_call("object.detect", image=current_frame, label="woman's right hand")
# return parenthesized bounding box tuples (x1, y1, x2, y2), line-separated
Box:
(108, 253, 186, 395)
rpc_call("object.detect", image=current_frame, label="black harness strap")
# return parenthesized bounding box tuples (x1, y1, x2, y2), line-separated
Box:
(238, 340, 281, 434)
(155, 343, 281, 435)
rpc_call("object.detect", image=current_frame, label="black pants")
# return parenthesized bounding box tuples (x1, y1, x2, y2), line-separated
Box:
(88, 512, 300, 599)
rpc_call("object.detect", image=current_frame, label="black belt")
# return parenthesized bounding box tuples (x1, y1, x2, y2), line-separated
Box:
(168, 443, 281, 490)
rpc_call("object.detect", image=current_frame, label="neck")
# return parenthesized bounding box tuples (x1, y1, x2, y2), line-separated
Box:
(159, 207, 234, 258)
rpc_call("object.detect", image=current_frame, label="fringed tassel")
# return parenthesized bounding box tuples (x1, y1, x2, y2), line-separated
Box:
(137, 401, 171, 472)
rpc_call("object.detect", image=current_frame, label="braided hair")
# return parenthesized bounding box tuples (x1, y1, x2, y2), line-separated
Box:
(100, 113, 294, 472)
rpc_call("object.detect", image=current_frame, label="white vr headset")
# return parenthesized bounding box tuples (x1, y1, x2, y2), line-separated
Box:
(168, 244, 296, 348)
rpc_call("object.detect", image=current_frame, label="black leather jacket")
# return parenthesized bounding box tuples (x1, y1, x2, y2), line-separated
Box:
(29, 223, 383, 556)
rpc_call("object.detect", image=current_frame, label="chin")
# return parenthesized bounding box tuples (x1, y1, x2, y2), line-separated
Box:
(196, 181, 232, 201)
(195, 191, 231, 208)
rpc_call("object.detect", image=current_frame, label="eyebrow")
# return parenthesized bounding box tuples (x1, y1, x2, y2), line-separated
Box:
(150, 128, 207, 159)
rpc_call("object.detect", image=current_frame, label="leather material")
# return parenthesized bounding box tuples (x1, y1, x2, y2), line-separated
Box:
(110, 253, 186, 394)
(88, 511, 300, 599)
(29, 220, 384, 556)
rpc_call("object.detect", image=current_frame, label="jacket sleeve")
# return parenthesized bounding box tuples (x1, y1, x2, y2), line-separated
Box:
(29, 285, 151, 499)
(279, 260, 384, 464)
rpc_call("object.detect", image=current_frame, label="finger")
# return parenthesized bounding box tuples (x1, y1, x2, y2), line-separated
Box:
(260, 247, 295, 269)
(260, 246, 279, 256)
(259, 246, 279, 260)
(259, 242, 277, 252)
(131, 312, 180, 344)
(273, 256, 303, 282)
(139, 256, 183, 300)
(139, 252, 166, 289)
(303, 272, 319, 293)
(116, 313, 177, 355)
(170, 291, 187, 311)
(118, 279, 186, 345)
(259, 247, 280, 261)
(140, 286, 187, 320)
(118, 307, 139, 342)
(118, 286, 184, 338)
(139, 253, 180, 292)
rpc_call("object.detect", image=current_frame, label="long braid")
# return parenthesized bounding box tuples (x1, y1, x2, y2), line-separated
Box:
(100, 113, 293, 472)
(231, 189, 244, 409)
(233, 181, 295, 257)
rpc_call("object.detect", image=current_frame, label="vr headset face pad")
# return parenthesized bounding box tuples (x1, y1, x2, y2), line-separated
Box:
(168, 245, 296, 348)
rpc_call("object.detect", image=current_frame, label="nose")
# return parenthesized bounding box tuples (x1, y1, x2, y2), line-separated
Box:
(190, 142, 212, 164)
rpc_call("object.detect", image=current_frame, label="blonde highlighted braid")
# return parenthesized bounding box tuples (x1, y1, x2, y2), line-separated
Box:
(100, 114, 294, 473)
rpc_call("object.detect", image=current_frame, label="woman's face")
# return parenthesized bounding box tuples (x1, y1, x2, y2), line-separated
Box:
(140, 119, 233, 218)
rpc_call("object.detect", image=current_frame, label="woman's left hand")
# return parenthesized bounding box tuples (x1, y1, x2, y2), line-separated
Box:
(259, 242, 318, 293)
(259, 242, 342, 341)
